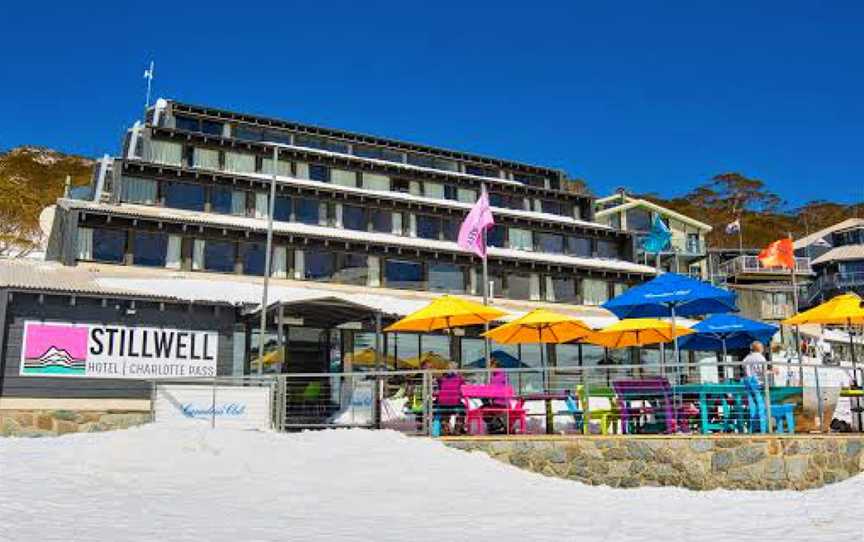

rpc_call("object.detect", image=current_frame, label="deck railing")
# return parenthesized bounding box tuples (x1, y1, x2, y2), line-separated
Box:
(719, 255, 813, 277)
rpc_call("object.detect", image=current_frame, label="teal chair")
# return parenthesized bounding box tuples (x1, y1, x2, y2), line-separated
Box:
(743, 377, 795, 433)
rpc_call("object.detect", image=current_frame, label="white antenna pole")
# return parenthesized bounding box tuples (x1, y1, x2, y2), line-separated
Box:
(144, 61, 155, 109)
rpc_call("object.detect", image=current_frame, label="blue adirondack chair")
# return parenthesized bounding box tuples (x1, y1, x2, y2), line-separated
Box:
(743, 377, 795, 433)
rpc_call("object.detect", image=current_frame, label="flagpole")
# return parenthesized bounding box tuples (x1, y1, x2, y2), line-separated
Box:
(482, 187, 491, 368)
(144, 61, 154, 109)
(788, 232, 803, 385)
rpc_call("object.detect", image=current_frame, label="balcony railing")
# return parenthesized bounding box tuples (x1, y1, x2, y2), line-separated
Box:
(719, 255, 812, 277)
(634, 235, 706, 257)
(806, 272, 864, 304)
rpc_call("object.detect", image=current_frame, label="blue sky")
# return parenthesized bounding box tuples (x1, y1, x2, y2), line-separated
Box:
(1, 1, 862, 207)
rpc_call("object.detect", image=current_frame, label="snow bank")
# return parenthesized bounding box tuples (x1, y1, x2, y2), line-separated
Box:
(0, 426, 860, 541)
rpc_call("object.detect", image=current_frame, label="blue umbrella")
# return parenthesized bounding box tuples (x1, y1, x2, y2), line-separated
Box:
(678, 314, 778, 361)
(603, 273, 738, 373)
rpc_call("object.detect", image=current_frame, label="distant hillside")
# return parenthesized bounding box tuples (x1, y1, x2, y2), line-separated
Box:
(0, 146, 93, 256)
(637, 173, 863, 249)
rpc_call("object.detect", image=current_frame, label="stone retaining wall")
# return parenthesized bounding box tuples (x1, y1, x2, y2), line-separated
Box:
(444, 435, 864, 490)
(0, 410, 151, 437)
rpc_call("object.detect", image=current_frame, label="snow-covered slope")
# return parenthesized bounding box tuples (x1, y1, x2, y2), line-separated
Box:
(0, 426, 859, 541)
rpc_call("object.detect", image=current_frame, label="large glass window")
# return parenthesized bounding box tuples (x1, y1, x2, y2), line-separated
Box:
(203, 240, 235, 273)
(536, 232, 565, 254)
(132, 232, 167, 267)
(305, 250, 336, 281)
(294, 134, 349, 154)
(596, 240, 622, 259)
(92, 228, 126, 263)
(354, 145, 403, 163)
(416, 215, 441, 240)
(334, 254, 368, 285)
(211, 187, 233, 214)
(513, 173, 548, 188)
(424, 182, 445, 199)
(567, 237, 592, 257)
(507, 274, 533, 300)
(370, 209, 392, 233)
(489, 192, 524, 210)
(465, 164, 498, 178)
(331, 169, 357, 188)
(457, 188, 477, 203)
(294, 198, 319, 225)
(626, 208, 652, 232)
(242, 242, 267, 276)
(406, 153, 458, 172)
(583, 278, 609, 305)
(541, 200, 567, 215)
(508, 228, 533, 251)
(557, 344, 581, 368)
(487, 225, 506, 248)
(233, 126, 264, 141)
(442, 219, 460, 242)
(363, 173, 390, 191)
(273, 196, 292, 222)
(342, 205, 366, 231)
(385, 260, 424, 290)
(309, 164, 330, 182)
(175, 116, 199, 132)
(164, 182, 205, 211)
(120, 177, 158, 204)
(546, 277, 579, 304)
(429, 263, 465, 293)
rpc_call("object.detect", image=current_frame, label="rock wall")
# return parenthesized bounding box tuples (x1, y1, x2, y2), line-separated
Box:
(0, 410, 151, 437)
(444, 436, 864, 490)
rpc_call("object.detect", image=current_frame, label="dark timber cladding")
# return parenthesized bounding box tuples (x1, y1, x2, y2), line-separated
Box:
(169, 101, 565, 179)
(74, 210, 644, 283)
(0, 291, 237, 400)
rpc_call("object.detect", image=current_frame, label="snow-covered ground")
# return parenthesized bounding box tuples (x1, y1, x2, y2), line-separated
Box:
(0, 426, 860, 542)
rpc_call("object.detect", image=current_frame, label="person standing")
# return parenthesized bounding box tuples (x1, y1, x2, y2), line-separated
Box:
(742, 341, 774, 384)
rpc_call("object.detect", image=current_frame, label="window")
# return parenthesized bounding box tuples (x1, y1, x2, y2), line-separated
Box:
(146, 140, 182, 166)
(429, 263, 465, 293)
(309, 164, 330, 182)
(174, 116, 199, 132)
(506, 273, 539, 301)
(242, 242, 267, 276)
(223, 152, 255, 173)
(513, 173, 547, 188)
(231, 191, 247, 216)
(442, 219, 460, 242)
(535, 232, 565, 254)
(132, 232, 167, 267)
(392, 178, 421, 195)
(487, 225, 506, 247)
(385, 260, 424, 290)
(273, 196, 292, 222)
(363, 173, 390, 191)
(334, 254, 368, 285)
(613, 283, 628, 297)
(120, 176, 157, 204)
(342, 205, 366, 231)
(583, 278, 609, 305)
(557, 344, 581, 368)
(626, 208, 652, 232)
(596, 240, 622, 259)
(546, 277, 579, 303)
(541, 200, 566, 216)
(509, 228, 533, 251)
(370, 209, 392, 233)
(233, 126, 264, 141)
(567, 237, 592, 257)
(164, 182, 205, 211)
(294, 198, 319, 225)
(294, 134, 349, 154)
(261, 157, 291, 176)
(331, 168, 357, 188)
(353, 145, 403, 163)
(89, 228, 126, 263)
(261, 130, 292, 145)
(203, 240, 236, 273)
(202, 119, 223, 136)
(443, 185, 458, 201)
(424, 182, 445, 199)
(489, 192, 524, 210)
(304, 249, 336, 281)
(465, 164, 498, 178)
(193, 148, 220, 170)
(211, 187, 233, 214)
(457, 188, 477, 203)
(407, 153, 458, 172)
(416, 215, 441, 240)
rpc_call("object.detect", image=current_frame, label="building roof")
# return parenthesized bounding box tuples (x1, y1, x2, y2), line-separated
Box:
(0, 258, 226, 305)
(811, 244, 864, 266)
(63, 200, 657, 275)
(594, 194, 713, 232)
(794, 218, 864, 250)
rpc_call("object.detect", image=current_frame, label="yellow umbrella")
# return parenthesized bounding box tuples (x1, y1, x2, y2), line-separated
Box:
(385, 295, 507, 332)
(783, 293, 864, 326)
(784, 292, 864, 383)
(400, 351, 452, 370)
(587, 318, 694, 349)
(483, 308, 594, 344)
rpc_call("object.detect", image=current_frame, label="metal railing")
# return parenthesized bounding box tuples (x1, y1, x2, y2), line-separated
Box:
(267, 360, 863, 437)
(806, 272, 864, 304)
(719, 255, 813, 277)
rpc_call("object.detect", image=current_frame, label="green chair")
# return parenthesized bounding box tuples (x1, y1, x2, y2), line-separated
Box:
(565, 385, 618, 435)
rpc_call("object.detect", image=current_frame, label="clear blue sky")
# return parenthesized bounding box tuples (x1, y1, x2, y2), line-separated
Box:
(1, 1, 862, 207)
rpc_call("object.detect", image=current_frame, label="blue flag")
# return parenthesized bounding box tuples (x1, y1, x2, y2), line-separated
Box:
(642, 215, 672, 254)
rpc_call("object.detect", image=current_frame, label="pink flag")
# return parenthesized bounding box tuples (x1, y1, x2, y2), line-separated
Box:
(457, 186, 495, 258)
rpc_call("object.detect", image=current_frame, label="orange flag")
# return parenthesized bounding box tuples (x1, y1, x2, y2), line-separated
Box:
(758, 238, 795, 269)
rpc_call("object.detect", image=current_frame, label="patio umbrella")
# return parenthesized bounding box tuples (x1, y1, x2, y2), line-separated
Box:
(464, 350, 531, 369)
(678, 314, 779, 362)
(483, 308, 595, 375)
(587, 318, 695, 349)
(602, 273, 737, 376)
(385, 295, 507, 333)
(783, 292, 864, 383)
(400, 351, 452, 370)
(348, 347, 401, 369)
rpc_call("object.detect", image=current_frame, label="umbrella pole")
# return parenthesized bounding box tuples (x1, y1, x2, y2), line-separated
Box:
(671, 304, 680, 385)
(721, 338, 727, 381)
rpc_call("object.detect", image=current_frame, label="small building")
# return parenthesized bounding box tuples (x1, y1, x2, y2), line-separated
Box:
(593, 191, 712, 278)
(794, 218, 864, 306)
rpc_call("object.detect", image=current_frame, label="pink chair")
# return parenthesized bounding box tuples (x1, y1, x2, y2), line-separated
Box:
(461, 384, 527, 435)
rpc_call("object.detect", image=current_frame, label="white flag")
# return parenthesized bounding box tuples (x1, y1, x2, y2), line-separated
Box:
(725, 219, 741, 235)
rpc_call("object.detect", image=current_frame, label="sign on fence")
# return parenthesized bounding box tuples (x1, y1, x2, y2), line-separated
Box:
(20, 321, 218, 379)
(153, 384, 272, 430)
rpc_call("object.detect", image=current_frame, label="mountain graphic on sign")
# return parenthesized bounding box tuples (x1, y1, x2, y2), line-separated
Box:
(31, 346, 85, 368)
